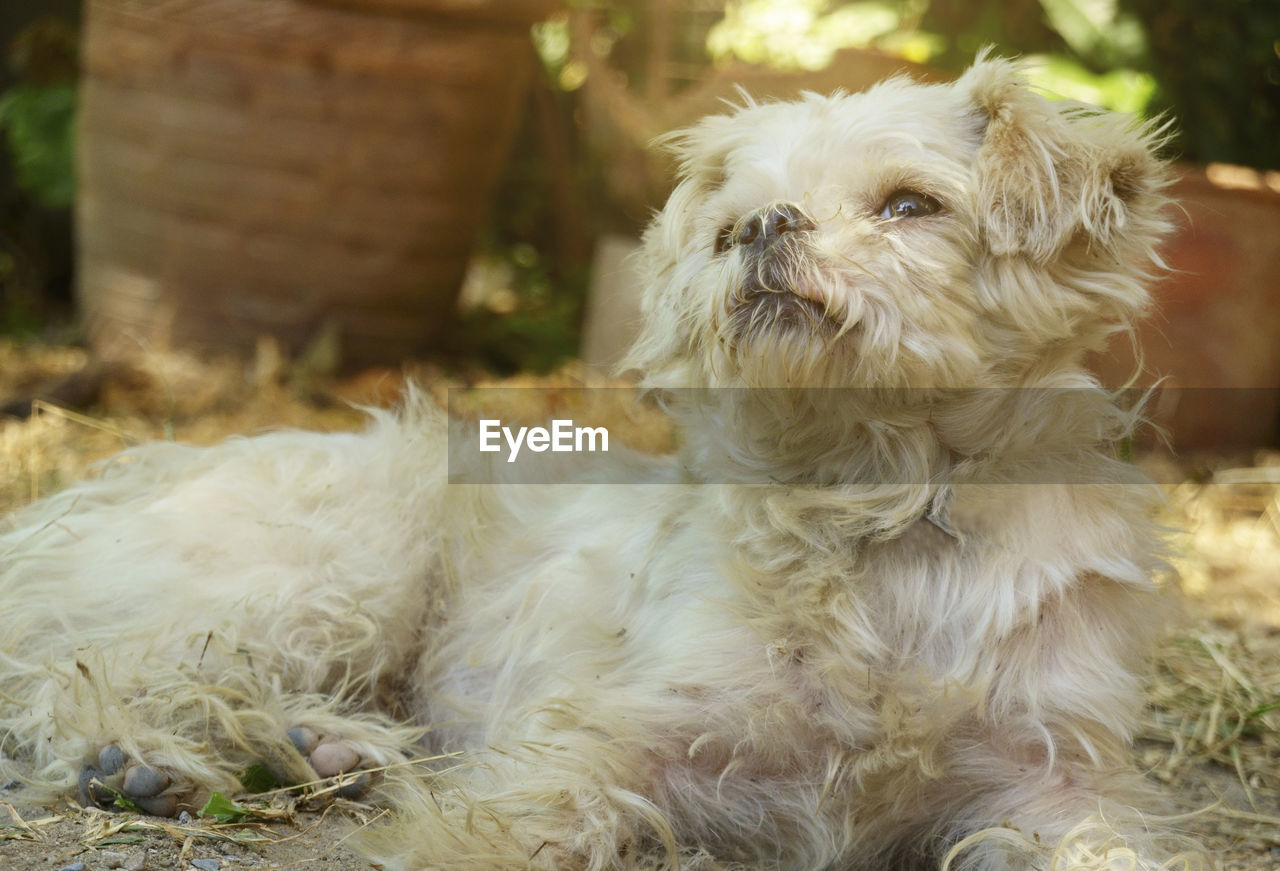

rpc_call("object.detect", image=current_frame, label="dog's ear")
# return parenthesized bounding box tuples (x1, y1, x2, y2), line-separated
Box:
(960, 57, 1171, 263)
(620, 111, 746, 383)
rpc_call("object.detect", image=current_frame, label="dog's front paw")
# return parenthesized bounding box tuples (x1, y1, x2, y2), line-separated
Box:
(78, 727, 377, 817)
(78, 744, 182, 816)
(287, 726, 373, 798)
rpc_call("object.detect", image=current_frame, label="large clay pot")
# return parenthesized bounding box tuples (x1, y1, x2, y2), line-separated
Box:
(1091, 165, 1280, 449)
(77, 0, 554, 367)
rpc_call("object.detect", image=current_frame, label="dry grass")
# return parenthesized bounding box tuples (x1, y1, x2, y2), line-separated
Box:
(1139, 457, 1280, 859)
(2, 339, 1278, 862)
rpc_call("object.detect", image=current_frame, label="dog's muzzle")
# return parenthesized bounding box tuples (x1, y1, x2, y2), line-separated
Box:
(721, 203, 834, 337)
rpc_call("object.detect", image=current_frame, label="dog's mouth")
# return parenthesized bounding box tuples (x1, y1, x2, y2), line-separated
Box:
(727, 245, 840, 339)
(732, 289, 831, 335)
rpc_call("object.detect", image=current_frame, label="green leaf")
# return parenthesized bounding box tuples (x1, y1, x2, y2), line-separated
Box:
(198, 792, 254, 824)
(86, 781, 142, 814)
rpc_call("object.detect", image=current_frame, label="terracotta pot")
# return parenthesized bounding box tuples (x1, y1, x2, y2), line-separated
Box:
(1091, 164, 1280, 449)
(77, 0, 554, 368)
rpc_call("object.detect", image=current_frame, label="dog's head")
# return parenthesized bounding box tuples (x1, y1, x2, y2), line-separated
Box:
(623, 56, 1172, 390)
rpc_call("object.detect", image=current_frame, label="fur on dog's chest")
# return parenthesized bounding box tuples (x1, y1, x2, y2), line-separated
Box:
(418, 484, 762, 741)
(421, 481, 1054, 755)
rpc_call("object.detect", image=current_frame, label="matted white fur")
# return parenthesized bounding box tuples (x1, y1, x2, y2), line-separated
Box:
(1, 57, 1209, 870)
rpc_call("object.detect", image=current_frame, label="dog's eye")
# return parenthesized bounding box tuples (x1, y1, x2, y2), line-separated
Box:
(714, 225, 735, 255)
(878, 190, 942, 220)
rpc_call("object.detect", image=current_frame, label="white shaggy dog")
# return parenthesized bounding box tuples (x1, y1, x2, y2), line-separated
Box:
(1, 58, 1205, 870)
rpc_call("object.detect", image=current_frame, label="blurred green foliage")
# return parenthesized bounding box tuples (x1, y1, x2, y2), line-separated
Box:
(1, 15, 79, 339)
(457, 68, 597, 374)
(703, 0, 1162, 115)
(0, 82, 76, 208)
(700, 0, 1278, 165)
(453, 241, 590, 375)
(563, 0, 1276, 166)
(708, 0, 937, 69)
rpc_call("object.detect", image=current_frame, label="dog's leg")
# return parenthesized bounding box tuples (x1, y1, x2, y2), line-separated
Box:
(359, 738, 678, 871)
(939, 753, 1206, 871)
(0, 402, 449, 813)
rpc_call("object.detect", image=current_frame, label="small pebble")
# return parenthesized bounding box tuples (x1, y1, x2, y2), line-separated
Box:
(178, 810, 194, 824)
(287, 726, 321, 755)
(309, 741, 359, 777)
(125, 852, 148, 871)
(191, 859, 220, 871)
(98, 744, 126, 775)
(100, 851, 127, 868)
(56, 864, 87, 871)
(122, 764, 170, 798)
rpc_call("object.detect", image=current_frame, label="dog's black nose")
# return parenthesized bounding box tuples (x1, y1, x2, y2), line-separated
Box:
(737, 203, 815, 247)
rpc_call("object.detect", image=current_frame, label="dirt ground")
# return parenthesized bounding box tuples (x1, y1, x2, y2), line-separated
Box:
(0, 795, 383, 870)
(0, 341, 1277, 870)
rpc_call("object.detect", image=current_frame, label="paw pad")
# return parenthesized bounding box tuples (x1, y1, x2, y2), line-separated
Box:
(122, 764, 170, 797)
(98, 744, 125, 776)
(308, 742, 360, 778)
